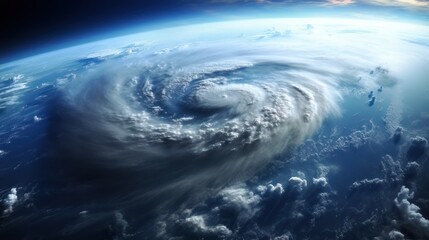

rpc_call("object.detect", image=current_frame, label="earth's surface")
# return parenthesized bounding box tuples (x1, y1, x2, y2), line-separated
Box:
(1, 18, 429, 239)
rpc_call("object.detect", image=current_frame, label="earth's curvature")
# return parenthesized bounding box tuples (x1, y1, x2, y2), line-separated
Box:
(1, 18, 429, 239)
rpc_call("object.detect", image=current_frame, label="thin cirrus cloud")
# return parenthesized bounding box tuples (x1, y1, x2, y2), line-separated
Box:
(327, 0, 356, 5)
(210, 0, 429, 8)
(321, 0, 429, 8)
(364, 0, 429, 7)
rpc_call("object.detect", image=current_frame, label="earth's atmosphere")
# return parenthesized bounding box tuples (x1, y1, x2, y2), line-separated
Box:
(1, 18, 429, 239)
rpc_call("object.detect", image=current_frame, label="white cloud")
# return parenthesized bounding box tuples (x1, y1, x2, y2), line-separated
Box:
(218, 184, 262, 217)
(260, 183, 285, 198)
(114, 212, 129, 238)
(160, 184, 262, 238)
(86, 49, 122, 59)
(404, 161, 420, 180)
(34, 115, 42, 122)
(349, 178, 384, 192)
(3, 188, 18, 215)
(184, 215, 232, 236)
(364, 0, 429, 8)
(211, 0, 429, 9)
(79, 210, 88, 215)
(327, 0, 356, 5)
(311, 192, 332, 218)
(288, 177, 307, 192)
(381, 154, 403, 183)
(394, 186, 429, 236)
(273, 232, 293, 240)
(388, 230, 405, 240)
(312, 177, 328, 187)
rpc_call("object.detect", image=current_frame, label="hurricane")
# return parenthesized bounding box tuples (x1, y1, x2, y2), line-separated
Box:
(53, 42, 341, 211)
(3, 18, 428, 239)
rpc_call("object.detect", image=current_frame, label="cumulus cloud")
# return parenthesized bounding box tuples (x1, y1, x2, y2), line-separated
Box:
(407, 136, 427, 159)
(182, 215, 232, 236)
(160, 184, 261, 238)
(349, 178, 385, 195)
(404, 161, 420, 181)
(105, 212, 130, 239)
(259, 183, 285, 199)
(288, 177, 308, 192)
(273, 232, 293, 240)
(3, 188, 18, 215)
(33, 115, 42, 122)
(0, 74, 28, 110)
(311, 192, 332, 218)
(312, 177, 328, 188)
(329, 120, 379, 152)
(160, 178, 333, 239)
(380, 154, 403, 183)
(394, 186, 429, 237)
(388, 230, 405, 240)
(217, 185, 262, 220)
(158, 174, 336, 239)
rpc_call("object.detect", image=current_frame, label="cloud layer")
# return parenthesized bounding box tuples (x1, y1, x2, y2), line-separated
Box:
(210, 0, 429, 9)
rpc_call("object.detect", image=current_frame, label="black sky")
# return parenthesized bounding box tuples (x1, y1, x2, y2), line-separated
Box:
(1, 0, 196, 61)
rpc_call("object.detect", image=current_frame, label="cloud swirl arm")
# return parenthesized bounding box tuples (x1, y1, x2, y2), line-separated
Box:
(4, 18, 428, 239)
(52, 54, 340, 210)
(52, 43, 341, 210)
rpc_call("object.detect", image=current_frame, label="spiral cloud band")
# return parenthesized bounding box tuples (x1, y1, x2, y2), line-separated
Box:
(4, 18, 428, 239)
(55, 40, 342, 209)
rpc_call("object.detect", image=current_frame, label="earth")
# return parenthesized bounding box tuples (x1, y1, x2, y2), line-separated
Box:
(1, 18, 429, 239)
